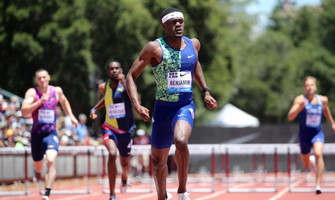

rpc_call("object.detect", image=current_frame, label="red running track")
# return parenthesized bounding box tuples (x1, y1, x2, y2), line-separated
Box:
(1, 174, 334, 200)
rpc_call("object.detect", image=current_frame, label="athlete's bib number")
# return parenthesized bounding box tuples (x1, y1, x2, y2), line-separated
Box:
(38, 109, 55, 123)
(108, 102, 126, 119)
(306, 114, 321, 127)
(167, 71, 192, 93)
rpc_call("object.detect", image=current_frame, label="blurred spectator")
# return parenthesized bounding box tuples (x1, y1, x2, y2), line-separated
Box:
(57, 123, 76, 146)
(0, 95, 8, 113)
(60, 133, 70, 146)
(0, 94, 32, 147)
(131, 129, 150, 177)
(0, 95, 33, 148)
(64, 115, 74, 131)
(133, 129, 150, 145)
(56, 106, 76, 146)
(74, 113, 90, 145)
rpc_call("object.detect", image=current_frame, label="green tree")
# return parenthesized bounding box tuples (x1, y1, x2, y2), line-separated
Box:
(233, 31, 294, 122)
(268, 0, 297, 35)
(287, 42, 335, 112)
(318, 0, 335, 54)
(0, 0, 94, 114)
(232, 0, 335, 123)
(291, 6, 320, 46)
(86, 0, 238, 126)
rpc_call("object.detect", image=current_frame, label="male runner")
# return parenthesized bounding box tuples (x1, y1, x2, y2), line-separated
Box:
(126, 7, 217, 200)
(90, 61, 136, 200)
(21, 69, 78, 200)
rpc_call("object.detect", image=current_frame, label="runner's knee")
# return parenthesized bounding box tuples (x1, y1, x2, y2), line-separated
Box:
(152, 156, 167, 168)
(314, 152, 323, 160)
(174, 139, 188, 151)
(46, 159, 55, 168)
(108, 152, 117, 160)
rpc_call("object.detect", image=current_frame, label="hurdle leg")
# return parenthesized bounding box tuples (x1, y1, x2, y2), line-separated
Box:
(0, 150, 31, 196)
(187, 147, 216, 193)
(48, 150, 91, 195)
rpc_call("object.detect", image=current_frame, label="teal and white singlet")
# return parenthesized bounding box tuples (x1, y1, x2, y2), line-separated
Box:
(153, 36, 197, 102)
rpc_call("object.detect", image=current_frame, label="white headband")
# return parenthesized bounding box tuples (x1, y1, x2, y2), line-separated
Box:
(161, 11, 184, 23)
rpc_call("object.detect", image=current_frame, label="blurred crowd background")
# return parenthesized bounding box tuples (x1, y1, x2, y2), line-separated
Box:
(0, 92, 150, 148)
(0, 93, 100, 148)
(0, 92, 152, 177)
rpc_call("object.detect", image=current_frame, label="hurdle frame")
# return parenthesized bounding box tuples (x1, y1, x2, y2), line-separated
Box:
(100, 145, 155, 194)
(39, 148, 92, 195)
(287, 144, 335, 193)
(0, 150, 30, 196)
(221, 144, 279, 193)
(166, 145, 217, 193)
(2, 143, 335, 196)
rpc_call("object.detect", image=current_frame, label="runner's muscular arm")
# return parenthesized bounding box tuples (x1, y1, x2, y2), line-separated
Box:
(90, 97, 105, 120)
(321, 95, 335, 132)
(191, 38, 217, 110)
(90, 83, 107, 120)
(98, 82, 107, 96)
(126, 41, 161, 121)
(192, 38, 206, 89)
(94, 82, 107, 110)
(21, 88, 46, 116)
(56, 86, 78, 127)
(288, 95, 306, 121)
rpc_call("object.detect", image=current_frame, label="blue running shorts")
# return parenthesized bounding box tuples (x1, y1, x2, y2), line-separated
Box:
(31, 130, 59, 161)
(151, 100, 195, 149)
(103, 129, 132, 157)
(299, 130, 324, 154)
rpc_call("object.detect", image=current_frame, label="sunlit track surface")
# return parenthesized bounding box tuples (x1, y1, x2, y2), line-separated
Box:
(1, 144, 335, 200)
(1, 173, 335, 200)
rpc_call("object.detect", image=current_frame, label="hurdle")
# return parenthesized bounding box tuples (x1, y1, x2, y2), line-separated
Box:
(221, 144, 279, 192)
(287, 144, 335, 193)
(166, 145, 216, 193)
(0, 149, 30, 196)
(100, 144, 217, 194)
(262, 150, 299, 183)
(39, 148, 92, 195)
(302, 154, 335, 184)
(100, 145, 155, 194)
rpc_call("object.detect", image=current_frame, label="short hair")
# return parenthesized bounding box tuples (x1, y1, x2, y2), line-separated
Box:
(35, 68, 48, 73)
(35, 68, 49, 76)
(108, 61, 122, 69)
(78, 113, 87, 121)
(304, 76, 317, 85)
(161, 7, 182, 19)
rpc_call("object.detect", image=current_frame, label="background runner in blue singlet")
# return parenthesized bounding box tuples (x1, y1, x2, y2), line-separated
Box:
(288, 76, 335, 194)
(21, 69, 78, 200)
(90, 61, 135, 200)
(126, 7, 217, 200)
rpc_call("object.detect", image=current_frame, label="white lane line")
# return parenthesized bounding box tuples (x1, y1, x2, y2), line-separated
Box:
(123, 193, 156, 200)
(59, 191, 106, 200)
(194, 182, 254, 200)
(268, 179, 304, 200)
(57, 191, 156, 200)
